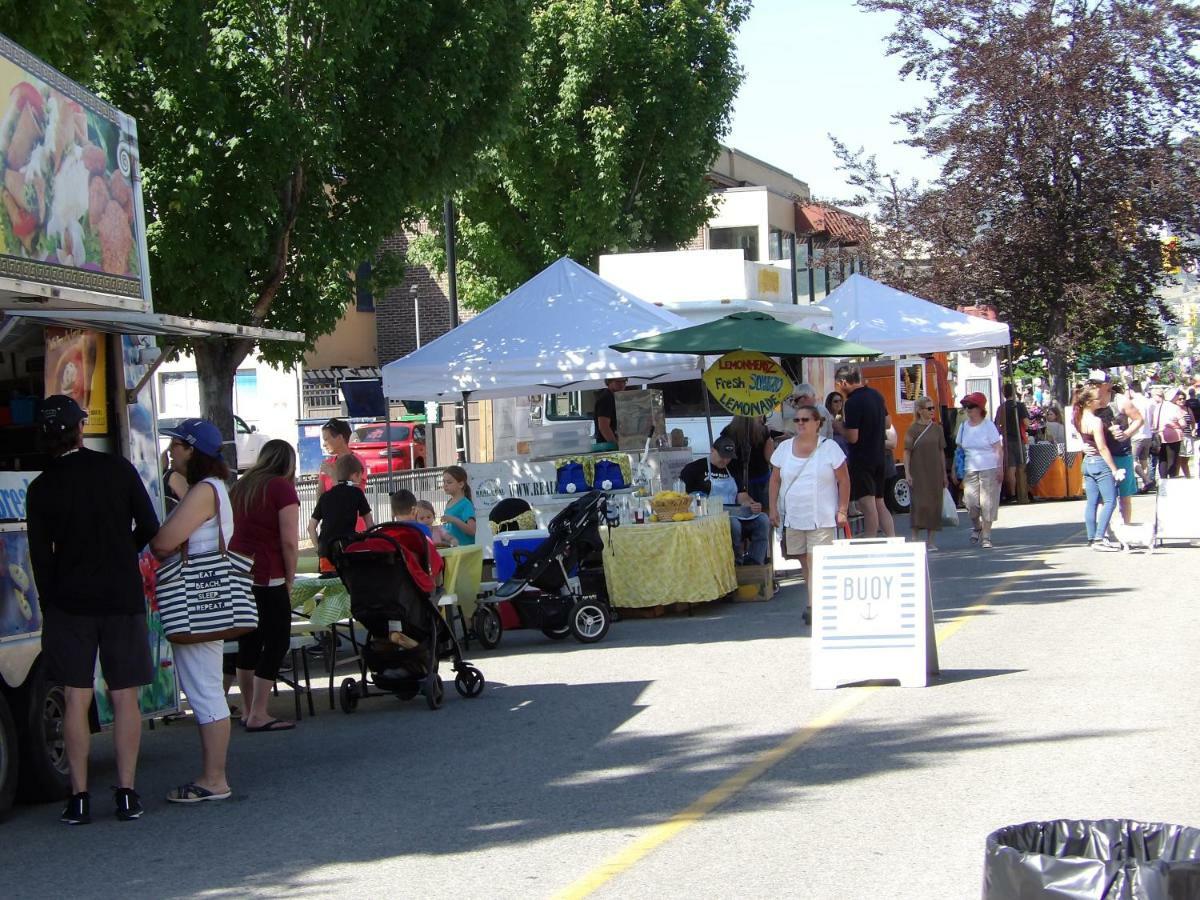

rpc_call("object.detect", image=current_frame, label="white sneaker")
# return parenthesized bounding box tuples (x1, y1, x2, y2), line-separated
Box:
(1092, 538, 1122, 552)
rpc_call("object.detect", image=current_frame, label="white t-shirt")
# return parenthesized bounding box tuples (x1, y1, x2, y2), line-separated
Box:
(1130, 393, 1153, 439)
(771, 437, 846, 530)
(958, 420, 1002, 473)
(184, 477, 234, 555)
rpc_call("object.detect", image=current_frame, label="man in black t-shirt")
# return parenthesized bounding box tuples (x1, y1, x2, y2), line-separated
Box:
(592, 377, 627, 447)
(27, 395, 159, 825)
(680, 436, 770, 565)
(835, 363, 895, 538)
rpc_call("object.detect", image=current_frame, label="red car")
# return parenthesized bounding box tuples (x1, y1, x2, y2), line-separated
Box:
(349, 421, 428, 474)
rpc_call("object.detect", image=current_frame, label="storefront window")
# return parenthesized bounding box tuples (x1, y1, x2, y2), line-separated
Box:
(709, 226, 759, 261)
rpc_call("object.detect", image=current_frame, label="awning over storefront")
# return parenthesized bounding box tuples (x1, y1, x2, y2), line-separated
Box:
(0, 309, 304, 342)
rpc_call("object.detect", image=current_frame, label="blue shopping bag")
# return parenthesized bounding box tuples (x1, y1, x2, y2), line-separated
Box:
(592, 459, 626, 491)
(556, 461, 589, 494)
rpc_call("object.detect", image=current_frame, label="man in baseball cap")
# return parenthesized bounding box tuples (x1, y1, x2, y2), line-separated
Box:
(27, 395, 159, 824)
(678, 435, 770, 565)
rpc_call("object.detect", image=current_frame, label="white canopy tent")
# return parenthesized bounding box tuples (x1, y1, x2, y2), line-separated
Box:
(381, 257, 701, 402)
(822, 273, 1010, 355)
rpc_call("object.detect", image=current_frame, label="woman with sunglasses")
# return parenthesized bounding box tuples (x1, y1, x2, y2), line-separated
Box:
(952, 392, 1003, 548)
(769, 405, 850, 608)
(903, 396, 948, 549)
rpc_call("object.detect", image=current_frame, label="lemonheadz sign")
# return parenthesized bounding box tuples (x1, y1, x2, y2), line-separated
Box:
(703, 350, 791, 417)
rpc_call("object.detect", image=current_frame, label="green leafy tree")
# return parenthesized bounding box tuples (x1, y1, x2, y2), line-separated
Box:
(1, 1, 529, 443)
(845, 0, 1200, 400)
(416, 0, 749, 310)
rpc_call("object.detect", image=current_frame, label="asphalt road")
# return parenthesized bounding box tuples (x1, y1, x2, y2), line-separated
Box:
(1, 495, 1196, 899)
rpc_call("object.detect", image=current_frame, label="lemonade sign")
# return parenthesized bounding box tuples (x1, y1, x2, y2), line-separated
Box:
(703, 350, 791, 417)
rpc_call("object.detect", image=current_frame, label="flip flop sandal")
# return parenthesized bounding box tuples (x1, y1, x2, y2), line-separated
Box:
(244, 718, 296, 733)
(166, 783, 232, 804)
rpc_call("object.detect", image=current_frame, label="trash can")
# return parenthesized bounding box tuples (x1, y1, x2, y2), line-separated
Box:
(983, 819, 1200, 899)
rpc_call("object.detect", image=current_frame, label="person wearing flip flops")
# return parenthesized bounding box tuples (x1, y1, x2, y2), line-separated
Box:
(953, 393, 1003, 549)
(152, 419, 236, 804)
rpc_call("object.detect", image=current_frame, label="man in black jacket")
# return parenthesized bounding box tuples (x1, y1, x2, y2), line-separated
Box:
(27, 395, 159, 825)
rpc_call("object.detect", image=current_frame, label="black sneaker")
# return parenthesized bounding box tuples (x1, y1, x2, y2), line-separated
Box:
(61, 791, 91, 825)
(113, 787, 143, 821)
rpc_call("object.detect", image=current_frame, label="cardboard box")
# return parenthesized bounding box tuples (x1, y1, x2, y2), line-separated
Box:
(615, 389, 666, 450)
(734, 564, 775, 602)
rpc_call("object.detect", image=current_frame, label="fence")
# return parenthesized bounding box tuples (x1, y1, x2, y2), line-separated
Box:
(296, 467, 447, 543)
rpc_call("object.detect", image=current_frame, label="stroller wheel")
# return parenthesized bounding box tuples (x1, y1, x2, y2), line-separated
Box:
(473, 605, 503, 649)
(339, 678, 360, 714)
(541, 625, 571, 641)
(454, 666, 486, 698)
(423, 675, 445, 710)
(569, 599, 611, 644)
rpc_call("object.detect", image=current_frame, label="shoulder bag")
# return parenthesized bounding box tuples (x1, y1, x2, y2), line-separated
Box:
(156, 482, 258, 644)
(953, 423, 967, 481)
(1148, 404, 1163, 457)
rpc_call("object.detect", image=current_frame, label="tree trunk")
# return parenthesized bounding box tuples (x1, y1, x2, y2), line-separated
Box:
(193, 339, 252, 474)
(1047, 355, 1071, 407)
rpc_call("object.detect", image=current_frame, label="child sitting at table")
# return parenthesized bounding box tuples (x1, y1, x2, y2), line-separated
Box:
(390, 489, 432, 538)
(308, 454, 375, 564)
(415, 499, 457, 548)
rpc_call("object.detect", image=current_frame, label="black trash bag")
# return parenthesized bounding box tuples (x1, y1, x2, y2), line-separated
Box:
(983, 819, 1200, 900)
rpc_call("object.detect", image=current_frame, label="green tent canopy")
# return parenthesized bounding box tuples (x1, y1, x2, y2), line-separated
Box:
(610, 311, 881, 358)
(1076, 341, 1173, 370)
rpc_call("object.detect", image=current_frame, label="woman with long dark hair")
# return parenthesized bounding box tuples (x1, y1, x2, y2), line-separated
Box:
(151, 419, 235, 803)
(1073, 385, 1124, 551)
(229, 440, 300, 732)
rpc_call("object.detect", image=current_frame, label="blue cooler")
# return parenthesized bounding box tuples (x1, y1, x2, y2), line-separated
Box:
(493, 529, 549, 583)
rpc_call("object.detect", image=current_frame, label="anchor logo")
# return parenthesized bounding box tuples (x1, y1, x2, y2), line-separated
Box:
(859, 601, 879, 621)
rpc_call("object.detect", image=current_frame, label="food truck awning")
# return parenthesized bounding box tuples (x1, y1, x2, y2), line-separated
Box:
(0, 309, 305, 342)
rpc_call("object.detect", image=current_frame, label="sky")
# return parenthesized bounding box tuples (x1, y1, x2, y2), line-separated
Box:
(727, 0, 941, 203)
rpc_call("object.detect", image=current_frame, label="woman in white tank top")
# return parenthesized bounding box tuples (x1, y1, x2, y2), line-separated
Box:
(151, 419, 237, 804)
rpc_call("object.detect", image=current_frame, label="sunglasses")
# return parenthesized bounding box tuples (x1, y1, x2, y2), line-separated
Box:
(962, 403, 978, 410)
(920, 405, 934, 411)
(793, 417, 816, 423)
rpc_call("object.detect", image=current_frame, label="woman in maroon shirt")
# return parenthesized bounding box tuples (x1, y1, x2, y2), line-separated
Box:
(229, 440, 300, 731)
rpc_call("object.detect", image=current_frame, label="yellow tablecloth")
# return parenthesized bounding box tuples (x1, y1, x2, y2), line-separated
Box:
(439, 544, 484, 618)
(601, 514, 737, 608)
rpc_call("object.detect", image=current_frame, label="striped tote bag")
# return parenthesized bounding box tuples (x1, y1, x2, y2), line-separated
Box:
(156, 484, 258, 644)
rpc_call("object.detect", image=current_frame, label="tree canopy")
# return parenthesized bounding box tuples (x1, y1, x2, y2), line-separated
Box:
(415, 0, 749, 310)
(2, 1, 531, 434)
(841, 0, 1200, 394)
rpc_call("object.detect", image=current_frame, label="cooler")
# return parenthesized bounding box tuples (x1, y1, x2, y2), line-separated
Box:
(493, 529, 550, 583)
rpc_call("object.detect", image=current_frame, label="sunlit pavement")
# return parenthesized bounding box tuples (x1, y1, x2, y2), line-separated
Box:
(1, 495, 1196, 899)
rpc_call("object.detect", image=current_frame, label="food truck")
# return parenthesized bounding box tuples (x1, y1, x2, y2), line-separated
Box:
(0, 34, 301, 817)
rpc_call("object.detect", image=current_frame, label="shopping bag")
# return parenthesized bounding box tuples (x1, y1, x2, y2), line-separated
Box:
(156, 484, 258, 644)
(941, 488, 960, 527)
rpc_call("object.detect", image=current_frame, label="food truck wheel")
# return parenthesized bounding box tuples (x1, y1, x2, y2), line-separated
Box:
(18, 664, 69, 800)
(569, 600, 611, 644)
(0, 692, 18, 818)
(885, 475, 912, 514)
(473, 606, 503, 649)
(339, 678, 359, 714)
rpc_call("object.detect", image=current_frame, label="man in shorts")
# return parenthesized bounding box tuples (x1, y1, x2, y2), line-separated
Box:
(26, 395, 159, 824)
(835, 363, 895, 538)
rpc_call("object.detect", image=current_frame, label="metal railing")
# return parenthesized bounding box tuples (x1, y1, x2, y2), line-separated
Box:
(295, 467, 447, 541)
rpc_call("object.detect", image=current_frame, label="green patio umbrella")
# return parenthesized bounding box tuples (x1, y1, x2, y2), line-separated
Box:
(609, 311, 882, 358)
(1076, 341, 1173, 371)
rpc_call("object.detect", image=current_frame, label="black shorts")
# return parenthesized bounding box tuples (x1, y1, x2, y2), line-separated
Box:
(42, 607, 154, 690)
(849, 460, 886, 500)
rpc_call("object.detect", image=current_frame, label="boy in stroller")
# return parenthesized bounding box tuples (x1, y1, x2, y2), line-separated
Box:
(331, 522, 484, 711)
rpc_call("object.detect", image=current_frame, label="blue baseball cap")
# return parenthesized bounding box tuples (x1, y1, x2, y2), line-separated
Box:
(160, 418, 223, 458)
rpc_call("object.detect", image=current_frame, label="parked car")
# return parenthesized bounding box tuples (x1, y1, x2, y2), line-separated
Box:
(158, 414, 268, 472)
(349, 421, 427, 474)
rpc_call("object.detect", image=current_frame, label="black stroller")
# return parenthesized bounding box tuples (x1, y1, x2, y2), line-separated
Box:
(475, 491, 614, 646)
(332, 522, 484, 711)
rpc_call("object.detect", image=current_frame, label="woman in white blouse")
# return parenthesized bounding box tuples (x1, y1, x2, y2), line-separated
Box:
(951, 392, 1004, 548)
(768, 404, 850, 611)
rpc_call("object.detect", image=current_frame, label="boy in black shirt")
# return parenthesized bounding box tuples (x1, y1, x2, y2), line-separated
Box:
(308, 454, 374, 562)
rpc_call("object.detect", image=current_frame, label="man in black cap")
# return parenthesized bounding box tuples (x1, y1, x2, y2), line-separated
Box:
(680, 435, 770, 565)
(26, 395, 159, 824)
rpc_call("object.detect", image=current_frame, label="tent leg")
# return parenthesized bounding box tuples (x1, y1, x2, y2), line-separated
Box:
(700, 358, 714, 448)
(460, 391, 472, 464)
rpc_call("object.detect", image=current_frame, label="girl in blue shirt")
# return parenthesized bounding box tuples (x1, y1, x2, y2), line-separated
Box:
(440, 465, 476, 546)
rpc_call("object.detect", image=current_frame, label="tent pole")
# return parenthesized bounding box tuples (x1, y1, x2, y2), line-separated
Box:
(700, 356, 715, 448)
(460, 391, 472, 463)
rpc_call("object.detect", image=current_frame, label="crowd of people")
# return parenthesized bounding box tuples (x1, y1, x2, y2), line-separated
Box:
(28, 408, 476, 824)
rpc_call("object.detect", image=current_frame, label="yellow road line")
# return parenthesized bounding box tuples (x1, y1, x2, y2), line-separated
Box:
(552, 557, 1045, 900)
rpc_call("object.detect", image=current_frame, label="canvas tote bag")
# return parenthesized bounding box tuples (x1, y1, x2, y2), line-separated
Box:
(156, 482, 258, 644)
